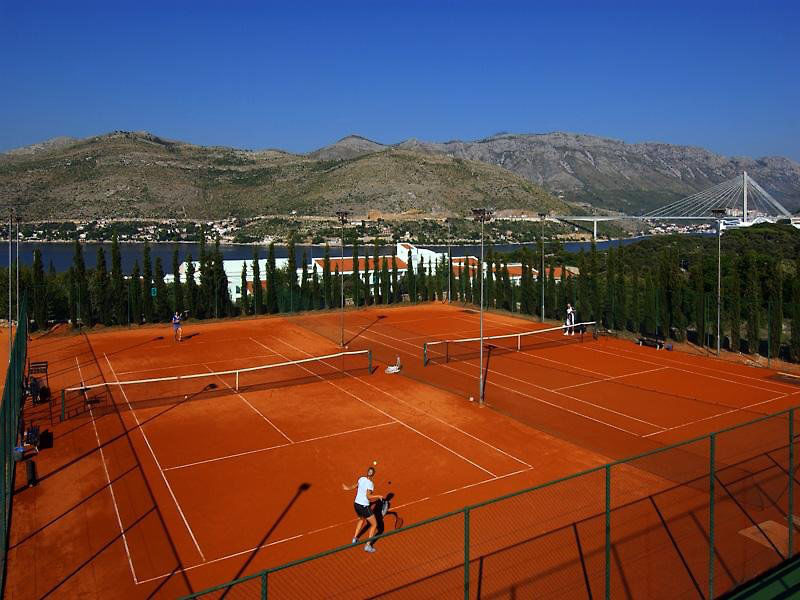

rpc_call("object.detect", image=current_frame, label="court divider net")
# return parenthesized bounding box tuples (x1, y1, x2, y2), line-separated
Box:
(423, 321, 597, 365)
(59, 349, 372, 421)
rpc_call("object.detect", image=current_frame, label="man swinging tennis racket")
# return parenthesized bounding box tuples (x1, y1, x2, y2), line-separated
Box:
(172, 310, 188, 342)
(342, 466, 385, 553)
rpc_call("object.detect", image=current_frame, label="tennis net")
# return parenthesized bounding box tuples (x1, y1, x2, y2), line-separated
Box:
(60, 349, 372, 420)
(423, 321, 596, 365)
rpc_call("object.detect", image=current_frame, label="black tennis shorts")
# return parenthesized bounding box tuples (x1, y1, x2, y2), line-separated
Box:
(354, 502, 372, 518)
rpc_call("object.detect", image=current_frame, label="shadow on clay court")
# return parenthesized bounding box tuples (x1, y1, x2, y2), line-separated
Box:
(219, 482, 312, 599)
(356, 492, 404, 548)
(344, 315, 386, 347)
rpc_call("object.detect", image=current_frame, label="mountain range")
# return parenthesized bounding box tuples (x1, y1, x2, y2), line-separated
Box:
(2, 130, 798, 220)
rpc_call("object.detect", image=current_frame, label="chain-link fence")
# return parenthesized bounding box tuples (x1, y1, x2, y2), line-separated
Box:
(183, 404, 800, 599)
(1, 296, 28, 593)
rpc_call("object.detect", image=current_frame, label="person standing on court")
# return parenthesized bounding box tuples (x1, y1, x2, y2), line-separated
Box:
(172, 311, 183, 342)
(564, 303, 575, 336)
(342, 466, 384, 553)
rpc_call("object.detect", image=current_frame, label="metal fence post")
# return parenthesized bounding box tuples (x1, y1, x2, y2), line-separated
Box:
(709, 433, 716, 598)
(61, 389, 65, 422)
(261, 571, 268, 600)
(605, 463, 611, 600)
(790, 410, 795, 559)
(464, 507, 470, 600)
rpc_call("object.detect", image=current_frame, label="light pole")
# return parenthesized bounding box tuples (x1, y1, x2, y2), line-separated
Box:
(539, 213, 546, 322)
(446, 218, 452, 303)
(336, 210, 350, 347)
(712, 208, 725, 356)
(472, 208, 493, 405)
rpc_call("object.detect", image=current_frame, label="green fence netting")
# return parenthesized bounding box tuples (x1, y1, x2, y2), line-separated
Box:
(183, 403, 800, 599)
(1, 296, 28, 595)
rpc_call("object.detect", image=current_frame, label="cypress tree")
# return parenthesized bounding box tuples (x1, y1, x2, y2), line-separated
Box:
(323, 244, 332, 308)
(472, 262, 480, 306)
(287, 234, 297, 312)
(32, 248, 46, 330)
(252, 248, 263, 314)
(406, 250, 415, 302)
(380, 257, 389, 304)
(72, 238, 92, 326)
(111, 233, 125, 324)
(300, 250, 309, 310)
(186, 255, 197, 317)
(352, 239, 360, 306)
(391, 251, 399, 303)
(68, 267, 78, 328)
(212, 236, 229, 317)
(267, 241, 278, 313)
(363, 245, 371, 305)
(172, 245, 183, 314)
(615, 256, 627, 331)
(691, 261, 705, 346)
(142, 242, 154, 323)
(311, 265, 321, 309)
(589, 241, 601, 322)
(485, 249, 494, 309)
(130, 261, 142, 324)
(728, 259, 742, 353)
(153, 257, 170, 320)
(745, 252, 761, 355)
(769, 261, 783, 359)
(198, 230, 209, 318)
(502, 261, 512, 311)
(547, 263, 556, 318)
(604, 247, 616, 328)
(333, 265, 342, 308)
(577, 250, 589, 321)
(240, 262, 249, 315)
(373, 241, 380, 303)
(630, 265, 642, 334)
(434, 258, 442, 301)
(94, 247, 111, 325)
(417, 257, 426, 302)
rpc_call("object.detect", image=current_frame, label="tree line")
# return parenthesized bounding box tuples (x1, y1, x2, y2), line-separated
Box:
(3, 224, 799, 363)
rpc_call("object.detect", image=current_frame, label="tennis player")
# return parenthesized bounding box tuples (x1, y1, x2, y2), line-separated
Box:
(564, 303, 575, 336)
(172, 311, 183, 342)
(342, 466, 384, 553)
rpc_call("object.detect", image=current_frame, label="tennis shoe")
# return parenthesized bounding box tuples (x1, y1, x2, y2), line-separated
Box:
(352, 537, 358, 544)
(364, 544, 376, 553)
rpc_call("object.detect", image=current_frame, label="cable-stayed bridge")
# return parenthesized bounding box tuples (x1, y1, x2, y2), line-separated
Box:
(551, 172, 796, 237)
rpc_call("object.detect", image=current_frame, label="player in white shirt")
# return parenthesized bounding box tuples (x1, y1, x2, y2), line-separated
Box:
(342, 466, 384, 553)
(564, 303, 575, 336)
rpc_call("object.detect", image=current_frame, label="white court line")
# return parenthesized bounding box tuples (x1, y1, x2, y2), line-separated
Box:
(278, 337, 533, 470)
(163, 421, 397, 471)
(248, 337, 497, 478)
(104, 353, 207, 562)
(203, 364, 294, 443)
(75, 357, 139, 583)
(642, 392, 800, 438)
(117, 353, 280, 376)
(554, 367, 669, 391)
(585, 344, 794, 396)
(134, 462, 535, 585)
(348, 324, 658, 435)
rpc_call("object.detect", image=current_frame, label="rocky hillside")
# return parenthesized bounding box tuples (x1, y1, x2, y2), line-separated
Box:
(319, 133, 800, 214)
(0, 131, 569, 220)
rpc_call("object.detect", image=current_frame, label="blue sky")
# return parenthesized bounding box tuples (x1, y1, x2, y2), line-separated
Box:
(1, 1, 798, 159)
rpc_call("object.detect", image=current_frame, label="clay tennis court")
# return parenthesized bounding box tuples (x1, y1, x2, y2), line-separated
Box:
(7, 303, 800, 598)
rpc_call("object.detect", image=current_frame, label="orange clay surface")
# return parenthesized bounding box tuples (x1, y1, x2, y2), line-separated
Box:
(6, 303, 800, 599)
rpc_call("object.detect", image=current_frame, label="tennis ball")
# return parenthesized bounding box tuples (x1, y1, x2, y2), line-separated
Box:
(373, 460, 378, 466)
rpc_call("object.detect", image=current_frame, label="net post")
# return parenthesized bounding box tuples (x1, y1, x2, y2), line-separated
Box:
(463, 507, 470, 599)
(604, 463, 611, 600)
(60, 389, 65, 422)
(423, 343, 428, 367)
(709, 432, 716, 599)
(368, 350, 372, 374)
(446, 341, 449, 364)
(790, 409, 795, 558)
(235, 371, 239, 391)
(517, 334, 520, 351)
(261, 571, 268, 599)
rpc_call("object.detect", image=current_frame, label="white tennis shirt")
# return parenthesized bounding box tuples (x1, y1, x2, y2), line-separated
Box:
(355, 476, 373, 506)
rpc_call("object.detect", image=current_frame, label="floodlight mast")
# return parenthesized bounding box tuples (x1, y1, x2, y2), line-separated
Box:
(472, 208, 493, 405)
(711, 208, 726, 356)
(336, 210, 350, 347)
(538, 213, 547, 322)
